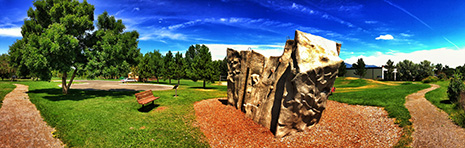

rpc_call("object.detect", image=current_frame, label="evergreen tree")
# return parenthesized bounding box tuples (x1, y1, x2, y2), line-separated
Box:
(352, 58, 366, 78)
(385, 59, 395, 80)
(173, 51, 185, 84)
(186, 44, 216, 88)
(337, 62, 347, 77)
(164, 51, 175, 84)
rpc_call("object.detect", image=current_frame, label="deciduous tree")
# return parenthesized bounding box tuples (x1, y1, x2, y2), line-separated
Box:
(12, 0, 95, 94)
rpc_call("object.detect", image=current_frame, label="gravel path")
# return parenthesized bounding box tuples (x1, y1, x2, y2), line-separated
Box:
(0, 84, 63, 148)
(194, 98, 401, 147)
(405, 84, 465, 148)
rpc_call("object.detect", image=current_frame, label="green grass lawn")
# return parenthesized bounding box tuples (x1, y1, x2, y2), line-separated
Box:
(334, 78, 368, 88)
(425, 80, 465, 127)
(0, 81, 16, 108)
(20, 79, 226, 147)
(331, 77, 430, 147)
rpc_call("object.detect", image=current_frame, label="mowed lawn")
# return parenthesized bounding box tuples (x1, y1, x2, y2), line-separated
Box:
(0, 81, 16, 108)
(20, 79, 226, 147)
(0, 77, 432, 147)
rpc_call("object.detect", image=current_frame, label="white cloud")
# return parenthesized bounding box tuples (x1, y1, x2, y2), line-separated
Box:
(0, 27, 22, 37)
(400, 33, 412, 37)
(204, 44, 285, 60)
(364, 20, 378, 24)
(133, 7, 140, 11)
(375, 34, 394, 40)
(343, 48, 465, 67)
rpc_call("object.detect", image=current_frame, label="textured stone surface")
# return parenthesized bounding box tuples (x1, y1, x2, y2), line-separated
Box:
(227, 30, 343, 137)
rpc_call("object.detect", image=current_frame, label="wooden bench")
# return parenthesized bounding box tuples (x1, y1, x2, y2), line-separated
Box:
(135, 90, 160, 107)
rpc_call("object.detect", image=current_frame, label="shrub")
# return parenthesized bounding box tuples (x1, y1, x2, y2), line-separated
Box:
(422, 76, 439, 83)
(437, 73, 447, 80)
(448, 73, 465, 103)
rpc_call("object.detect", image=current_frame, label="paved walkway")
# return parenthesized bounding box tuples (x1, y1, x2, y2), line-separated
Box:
(405, 84, 465, 148)
(0, 84, 63, 148)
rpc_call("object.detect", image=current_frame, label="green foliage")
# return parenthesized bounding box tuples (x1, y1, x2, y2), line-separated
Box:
(86, 11, 141, 79)
(337, 62, 347, 77)
(384, 59, 395, 80)
(437, 73, 447, 80)
(422, 76, 439, 83)
(352, 58, 366, 78)
(426, 81, 465, 127)
(396, 59, 418, 81)
(0, 54, 14, 80)
(10, 0, 95, 94)
(163, 51, 175, 84)
(418, 60, 434, 80)
(435, 63, 443, 75)
(20, 79, 225, 147)
(173, 52, 185, 84)
(443, 65, 455, 78)
(447, 73, 465, 103)
(185, 44, 217, 88)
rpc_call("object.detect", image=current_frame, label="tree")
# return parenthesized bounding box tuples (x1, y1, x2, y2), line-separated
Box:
(396, 60, 418, 81)
(352, 58, 366, 78)
(85, 11, 141, 79)
(435, 63, 443, 75)
(185, 45, 200, 81)
(186, 44, 216, 88)
(150, 50, 164, 83)
(0, 54, 14, 80)
(11, 0, 95, 94)
(448, 72, 464, 103)
(163, 51, 175, 84)
(443, 65, 455, 78)
(219, 57, 228, 78)
(337, 62, 347, 77)
(385, 59, 395, 80)
(418, 60, 434, 80)
(173, 52, 185, 84)
(138, 53, 152, 82)
(8, 39, 29, 78)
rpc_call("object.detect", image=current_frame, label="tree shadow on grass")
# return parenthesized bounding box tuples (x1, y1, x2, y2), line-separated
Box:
(440, 100, 453, 104)
(137, 103, 160, 113)
(190, 87, 218, 90)
(27, 88, 139, 101)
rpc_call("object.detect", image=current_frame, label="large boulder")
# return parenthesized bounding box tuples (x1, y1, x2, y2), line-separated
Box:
(227, 30, 343, 137)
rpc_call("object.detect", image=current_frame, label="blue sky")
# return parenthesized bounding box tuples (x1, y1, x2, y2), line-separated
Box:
(1, 0, 465, 67)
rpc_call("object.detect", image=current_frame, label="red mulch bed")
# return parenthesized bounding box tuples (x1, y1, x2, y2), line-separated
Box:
(194, 98, 401, 147)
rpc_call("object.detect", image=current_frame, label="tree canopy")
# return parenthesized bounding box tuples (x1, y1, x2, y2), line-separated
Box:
(338, 62, 347, 77)
(352, 58, 366, 78)
(186, 44, 217, 88)
(385, 59, 395, 80)
(9, 0, 139, 94)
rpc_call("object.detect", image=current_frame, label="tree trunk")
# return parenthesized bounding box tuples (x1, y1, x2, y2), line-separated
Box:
(203, 80, 206, 88)
(178, 79, 180, 84)
(169, 77, 171, 84)
(62, 72, 68, 95)
(157, 77, 159, 83)
(66, 68, 77, 94)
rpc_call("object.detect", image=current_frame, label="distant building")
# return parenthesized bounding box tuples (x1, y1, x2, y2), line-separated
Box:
(344, 66, 397, 80)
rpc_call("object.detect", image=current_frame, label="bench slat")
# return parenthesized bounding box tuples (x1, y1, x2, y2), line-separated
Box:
(135, 90, 160, 105)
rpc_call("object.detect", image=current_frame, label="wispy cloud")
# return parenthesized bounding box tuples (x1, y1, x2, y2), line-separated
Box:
(249, 0, 357, 28)
(205, 43, 285, 60)
(344, 47, 465, 67)
(383, 0, 458, 49)
(364, 20, 378, 24)
(375, 34, 394, 40)
(0, 27, 22, 37)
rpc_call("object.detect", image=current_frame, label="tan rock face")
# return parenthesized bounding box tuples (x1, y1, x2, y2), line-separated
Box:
(227, 30, 343, 137)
